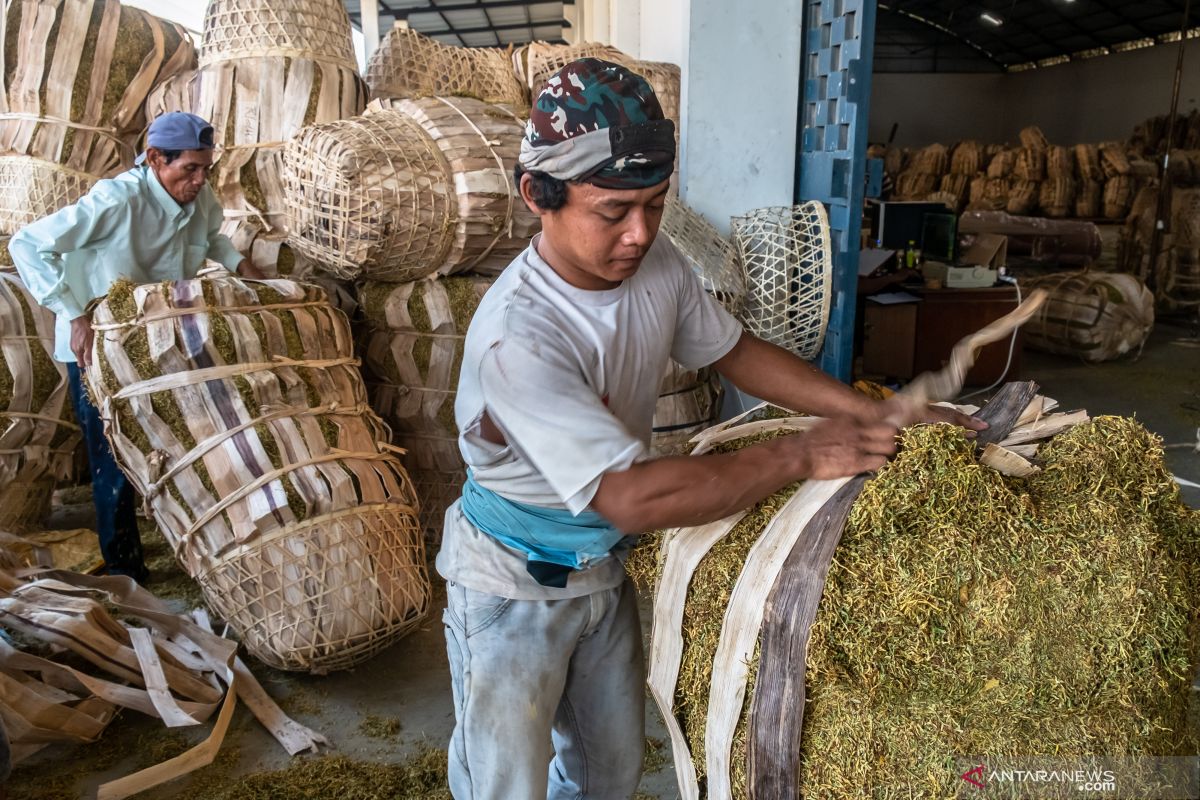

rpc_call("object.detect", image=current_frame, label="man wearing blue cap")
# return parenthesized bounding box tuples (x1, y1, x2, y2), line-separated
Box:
(9, 111, 263, 582)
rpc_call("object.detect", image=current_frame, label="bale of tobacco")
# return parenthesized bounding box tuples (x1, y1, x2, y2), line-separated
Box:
(630, 406, 1200, 799)
(0, 0, 194, 234)
(87, 275, 430, 673)
(0, 273, 79, 531)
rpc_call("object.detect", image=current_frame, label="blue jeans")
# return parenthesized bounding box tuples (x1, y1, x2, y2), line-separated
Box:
(443, 578, 646, 800)
(67, 363, 145, 581)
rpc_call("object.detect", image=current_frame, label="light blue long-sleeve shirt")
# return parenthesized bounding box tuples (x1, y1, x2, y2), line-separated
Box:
(8, 165, 244, 363)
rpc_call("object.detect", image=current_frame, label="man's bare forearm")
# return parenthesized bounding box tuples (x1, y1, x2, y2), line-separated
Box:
(712, 334, 878, 421)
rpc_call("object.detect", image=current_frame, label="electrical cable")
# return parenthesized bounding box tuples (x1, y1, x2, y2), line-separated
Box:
(956, 277, 1022, 403)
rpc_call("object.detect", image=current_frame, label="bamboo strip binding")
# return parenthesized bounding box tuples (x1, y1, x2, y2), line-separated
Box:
(87, 276, 430, 673)
(365, 27, 528, 108)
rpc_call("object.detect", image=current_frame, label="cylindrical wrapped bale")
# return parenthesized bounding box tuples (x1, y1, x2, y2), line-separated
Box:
(883, 147, 906, 178)
(0, 274, 79, 531)
(894, 171, 937, 201)
(1075, 180, 1103, 219)
(1006, 180, 1039, 215)
(909, 144, 948, 176)
(1021, 272, 1154, 361)
(359, 275, 492, 539)
(1018, 125, 1049, 150)
(196, 0, 367, 238)
(1103, 175, 1136, 219)
(1038, 177, 1076, 218)
(967, 176, 988, 208)
(1046, 145, 1075, 180)
(650, 363, 723, 457)
(365, 27, 528, 108)
(0, 0, 195, 234)
(986, 148, 1017, 178)
(1100, 142, 1132, 178)
(88, 276, 430, 673)
(630, 410, 1200, 799)
(937, 173, 970, 211)
(368, 97, 540, 276)
(1075, 144, 1103, 182)
(282, 110, 456, 283)
(1013, 147, 1046, 181)
(949, 141, 984, 175)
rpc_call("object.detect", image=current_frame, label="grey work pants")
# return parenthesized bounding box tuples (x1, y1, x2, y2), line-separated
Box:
(443, 577, 646, 800)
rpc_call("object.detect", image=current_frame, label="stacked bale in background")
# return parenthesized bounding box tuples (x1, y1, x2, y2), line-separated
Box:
(88, 275, 430, 673)
(1020, 271, 1154, 361)
(0, 273, 79, 530)
(193, 0, 367, 274)
(0, 0, 194, 234)
(283, 93, 538, 538)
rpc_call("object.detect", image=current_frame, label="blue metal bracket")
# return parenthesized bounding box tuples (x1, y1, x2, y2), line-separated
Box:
(796, 0, 878, 381)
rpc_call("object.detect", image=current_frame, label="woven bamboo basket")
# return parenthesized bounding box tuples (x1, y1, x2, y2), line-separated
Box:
(1013, 147, 1046, 181)
(359, 275, 492, 539)
(1021, 272, 1154, 361)
(650, 362, 723, 457)
(937, 173, 970, 211)
(365, 27, 528, 108)
(968, 175, 988, 208)
(1103, 175, 1136, 219)
(0, 0, 194, 234)
(87, 276, 429, 673)
(1018, 125, 1049, 150)
(1075, 180, 1103, 218)
(986, 148, 1017, 178)
(1075, 144, 1103, 182)
(0, 273, 79, 532)
(1006, 179, 1040, 215)
(1039, 177, 1076, 218)
(909, 143, 948, 176)
(894, 171, 937, 201)
(982, 177, 1011, 210)
(196, 0, 366, 239)
(949, 141, 984, 175)
(1099, 142, 1132, 178)
(282, 109, 453, 283)
(661, 197, 746, 317)
(1046, 145, 1075, 180)
(369, 97, 539, 275)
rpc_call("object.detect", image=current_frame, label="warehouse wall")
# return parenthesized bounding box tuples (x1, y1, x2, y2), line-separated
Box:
(870, 43, 1200, 148)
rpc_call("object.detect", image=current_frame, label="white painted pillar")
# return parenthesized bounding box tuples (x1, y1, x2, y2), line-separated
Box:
(361, 0, 380, 62)
(609, 0, 641, 56)
(589, 0, 611, 44)
(638, 0, 686, 65)
(563, 3, 580, 45)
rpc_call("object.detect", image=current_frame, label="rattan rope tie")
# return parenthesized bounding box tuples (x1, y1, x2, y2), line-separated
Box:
(200, 49, 356, 73)
(431, 96, 516, 269)
(184, 451, 403, 538)
(144, 402, 371, 501)
(370, 382, 456, 396)
(197, 501, 418, 573)
(91, 300, 333, 331)
(0, 114, 136, 156)
(0, 411, 81, 430)
(110, 357, 360, 400)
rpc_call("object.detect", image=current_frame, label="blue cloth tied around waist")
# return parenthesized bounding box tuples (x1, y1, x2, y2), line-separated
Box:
(460, 472, 626, 587)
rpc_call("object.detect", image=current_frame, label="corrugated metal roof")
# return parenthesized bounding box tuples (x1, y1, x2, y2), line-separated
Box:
(344, 0, 569, 47)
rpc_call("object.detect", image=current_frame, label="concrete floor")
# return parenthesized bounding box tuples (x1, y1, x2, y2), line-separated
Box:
(10, 319, 1199, 800)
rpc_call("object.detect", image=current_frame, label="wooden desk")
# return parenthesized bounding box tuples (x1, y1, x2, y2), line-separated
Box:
(860, 285, 1022, 386)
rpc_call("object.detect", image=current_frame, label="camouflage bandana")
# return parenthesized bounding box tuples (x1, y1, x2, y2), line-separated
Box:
(519, 58, 676, 189)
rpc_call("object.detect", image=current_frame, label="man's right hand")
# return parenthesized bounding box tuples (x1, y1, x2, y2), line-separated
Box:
(70, 315, 93, 368)
(782, 415, 900, 481)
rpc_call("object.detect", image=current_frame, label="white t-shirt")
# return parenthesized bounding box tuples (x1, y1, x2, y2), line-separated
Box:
(436, 232, 743, 599)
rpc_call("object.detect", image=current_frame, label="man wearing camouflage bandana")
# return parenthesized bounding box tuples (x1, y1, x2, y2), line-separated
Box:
(439, 59, 982, 799)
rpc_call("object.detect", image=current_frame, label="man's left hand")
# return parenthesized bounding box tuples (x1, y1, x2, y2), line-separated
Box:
(236, 259, 266, 279)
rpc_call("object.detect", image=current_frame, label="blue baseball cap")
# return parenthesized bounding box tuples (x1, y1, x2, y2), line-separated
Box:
(136, 112, 216, 165)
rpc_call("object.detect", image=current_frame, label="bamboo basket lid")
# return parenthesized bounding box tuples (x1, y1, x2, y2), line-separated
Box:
(200, 0, 357, 70)
(88, 276, 430, 672)
(365, 27, 528, 108)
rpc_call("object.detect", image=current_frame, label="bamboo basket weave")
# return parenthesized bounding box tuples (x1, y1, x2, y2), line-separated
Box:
(986, 148, 1017, 178)
(369, 96, 539, 275)
(938, 173, 970, 211)
(1007, 179, 1039, 215)
(950, 141, 984, 175)
(360, 276, 493, 540)
(1100, 142, 1132, 178)
(1075, 144, 1103, 182)
(1046, 145, 1075, 180)
(661, 197, 746, 317)
(0, 0, 195, 234)
(1019, 125, 1049, 151)
(909, 143, 948, 176)
(894, 171, 937, 200)
(0, 273, 78, 532)
(87, 276, 429, 673)
(1103, 175, 1136, 219)
(196, 0, 367, 238)
(982, 177, 1011, 210)
(1020, 272, 1154, 362)
(650, 362, 723, 457)
(1013, 147, 1046, 181)
(1039, 177, 1076, 218)
(365, 27, 528, 108)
